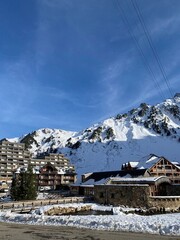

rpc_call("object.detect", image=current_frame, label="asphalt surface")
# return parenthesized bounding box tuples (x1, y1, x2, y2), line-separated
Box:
(0, 222, 180, 240)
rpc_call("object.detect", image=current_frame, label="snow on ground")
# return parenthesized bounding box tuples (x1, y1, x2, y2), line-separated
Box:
(0, 203, 179, 236)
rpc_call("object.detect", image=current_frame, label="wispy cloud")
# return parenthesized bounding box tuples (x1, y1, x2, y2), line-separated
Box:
(136, 4, 180, 83)
(1, 0, 179, 138)
(151, 15, 180, 36)
(97, 54, 135, 113)
(0, 57, 39, 123)
(40, 86, 99, 109)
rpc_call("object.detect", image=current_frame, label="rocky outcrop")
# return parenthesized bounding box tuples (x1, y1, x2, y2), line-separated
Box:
(44, 205, 92, 216)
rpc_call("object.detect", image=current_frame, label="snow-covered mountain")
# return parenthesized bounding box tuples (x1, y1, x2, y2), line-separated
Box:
(9, 94, 180, 176)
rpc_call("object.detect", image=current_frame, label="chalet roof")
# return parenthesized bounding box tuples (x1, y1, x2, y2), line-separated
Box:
(82, 178, 108, 186)
(129, 162, 139, 168)
(84, 169, 147, 183)
(108, 176, 171, 185)
(172, 162, 180, 169)
(124, 154, 180, 171)
(135, 154, 160, 169)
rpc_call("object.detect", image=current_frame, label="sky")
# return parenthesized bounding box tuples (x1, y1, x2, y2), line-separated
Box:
(0, 0, 180, 138)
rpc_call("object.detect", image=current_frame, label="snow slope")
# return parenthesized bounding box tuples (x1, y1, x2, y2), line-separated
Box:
(8, 94, 180, 176)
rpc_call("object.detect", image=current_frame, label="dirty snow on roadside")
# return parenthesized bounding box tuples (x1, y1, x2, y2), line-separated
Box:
(0, 203, 179, 236)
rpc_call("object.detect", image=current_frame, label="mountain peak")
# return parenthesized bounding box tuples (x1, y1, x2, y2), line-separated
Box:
(8, 96, 180, 176)
(174, 93, 180, 103)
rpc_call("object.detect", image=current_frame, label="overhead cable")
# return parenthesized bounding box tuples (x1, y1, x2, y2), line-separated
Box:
(131, 0, 173, 98)
(113, 0, 166, 100)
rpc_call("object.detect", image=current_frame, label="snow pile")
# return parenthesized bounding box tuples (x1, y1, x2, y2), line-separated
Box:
(0, 203, 179, 236)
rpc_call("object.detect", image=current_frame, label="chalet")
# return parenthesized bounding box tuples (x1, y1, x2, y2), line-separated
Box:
(15, 163, 76, 191)
(94, 176, 172, 207)
(70, 169, 148, 196)
(122, 154, 180, 184)
(71, 154, 180, 208)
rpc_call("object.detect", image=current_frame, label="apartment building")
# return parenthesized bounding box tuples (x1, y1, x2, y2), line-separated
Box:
(32, 153, 76, 189)
(0, 139, 76, 191)
(0, 139, 31, 184)
(37, 163, 76, 190)
(31, 153, 75, 173)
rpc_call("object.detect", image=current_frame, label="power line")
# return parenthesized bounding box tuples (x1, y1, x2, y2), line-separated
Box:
(131, 0, 173, 98)
(113, 0, 166, 100)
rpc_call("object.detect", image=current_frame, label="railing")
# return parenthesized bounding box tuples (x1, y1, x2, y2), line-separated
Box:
(0, 197, 90, 213)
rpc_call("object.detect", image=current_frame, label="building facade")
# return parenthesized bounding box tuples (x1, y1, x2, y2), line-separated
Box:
(31, 153, 75, 173)
(148, 157, 180, 184)
(37, 163, 76, 190)
(94, 176, 172, 207)
(0, 139, 76, 191)
(70, 169, 148, 196)
(0, 139, 31, 185)
(122, 154, 180, 184)
(71, 155, 180, 208)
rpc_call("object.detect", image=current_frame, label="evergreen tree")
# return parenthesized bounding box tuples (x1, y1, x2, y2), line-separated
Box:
(10, 164, 37, 201)
(25, 164, 37, 200)
(10, 174, 20, 200)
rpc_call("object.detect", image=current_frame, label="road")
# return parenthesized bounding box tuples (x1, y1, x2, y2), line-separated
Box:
(0, 222, 179, 240)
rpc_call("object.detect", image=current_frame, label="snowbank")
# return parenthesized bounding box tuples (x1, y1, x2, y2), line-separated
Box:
(0, 203, 179, 236)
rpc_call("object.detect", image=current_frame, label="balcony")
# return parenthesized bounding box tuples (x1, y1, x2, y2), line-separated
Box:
(39, 176, 56, 180)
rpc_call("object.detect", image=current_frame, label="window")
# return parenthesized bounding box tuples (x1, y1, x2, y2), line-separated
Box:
(100, 192, 104, 198)
(158, 173, 164, 176)
(174, 180, 180, 184)
(165, 166, 171, 170)
(166, 173, 172, 176)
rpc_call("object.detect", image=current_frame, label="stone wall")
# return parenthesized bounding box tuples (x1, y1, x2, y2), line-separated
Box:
(148, 196, 180, 210)
(44, 205, 92, 216)
(94, 184, 180, 210)
(94, 184, 150, 208)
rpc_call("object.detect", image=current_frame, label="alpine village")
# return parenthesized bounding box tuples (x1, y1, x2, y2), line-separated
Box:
(0, 94, 180, 215)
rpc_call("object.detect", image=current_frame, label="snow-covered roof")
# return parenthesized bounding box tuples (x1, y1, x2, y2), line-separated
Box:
(56, 168, 66, 174)
(129, 162, 139, 168)
(108, 176, 170, 184)
(15, 166, 40, 174)
(15, 167, 27, 173)
(73, 178, 108, 187)
(135, 154, 160, 169)
(172, 162, 180, 169)
(172, 161, 179, 165)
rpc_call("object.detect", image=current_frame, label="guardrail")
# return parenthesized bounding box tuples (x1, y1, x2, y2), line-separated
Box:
(0, 197, 90, 213)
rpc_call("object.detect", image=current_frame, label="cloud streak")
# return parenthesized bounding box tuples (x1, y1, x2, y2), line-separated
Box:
(0, 0, 179, 138)
(0, 57, 39, 122)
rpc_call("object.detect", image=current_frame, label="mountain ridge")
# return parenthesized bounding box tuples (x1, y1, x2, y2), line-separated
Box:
(8, 94, 180, 176)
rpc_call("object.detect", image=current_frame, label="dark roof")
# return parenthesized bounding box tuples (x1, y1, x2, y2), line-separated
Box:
(84, 169, 147, 183)
(39, 163, 57, 173)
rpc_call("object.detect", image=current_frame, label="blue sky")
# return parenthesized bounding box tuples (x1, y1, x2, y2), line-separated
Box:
(0, 0, 180, 138)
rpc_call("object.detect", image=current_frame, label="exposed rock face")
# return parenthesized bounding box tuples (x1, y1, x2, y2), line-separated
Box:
(8, 94, 180, 176)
